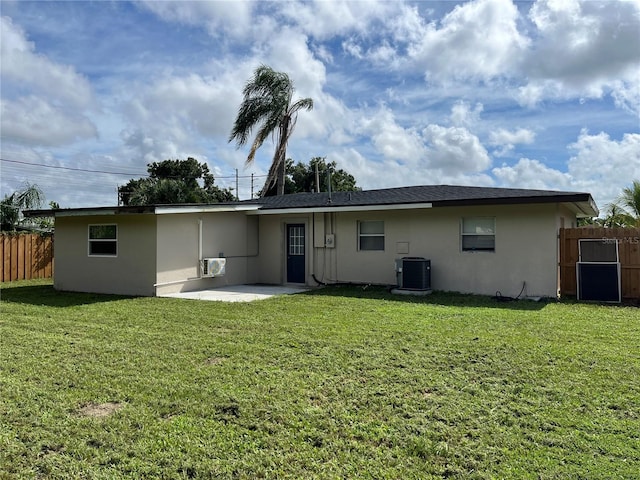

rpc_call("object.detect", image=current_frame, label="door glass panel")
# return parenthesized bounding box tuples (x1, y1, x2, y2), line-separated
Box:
(289, 226, 304, 255)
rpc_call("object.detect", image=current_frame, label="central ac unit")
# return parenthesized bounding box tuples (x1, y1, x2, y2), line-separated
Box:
(396, 257, 431, 290)
(201, 258, 226, 277)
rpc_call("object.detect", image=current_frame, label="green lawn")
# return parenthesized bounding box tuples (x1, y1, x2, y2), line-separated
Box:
(1, 280, 639, 479)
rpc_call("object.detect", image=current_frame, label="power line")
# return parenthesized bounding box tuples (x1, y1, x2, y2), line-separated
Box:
(1, 157, 146, 176)
(0, 157, 268, 179)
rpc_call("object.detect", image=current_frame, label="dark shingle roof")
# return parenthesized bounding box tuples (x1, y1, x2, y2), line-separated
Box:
(248, 185, 595, 211)
(25, 184, 597, 218)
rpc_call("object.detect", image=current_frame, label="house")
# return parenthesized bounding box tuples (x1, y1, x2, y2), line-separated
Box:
(27, 185, 598, 298)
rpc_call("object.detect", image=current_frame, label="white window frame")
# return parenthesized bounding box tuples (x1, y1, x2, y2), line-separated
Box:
(88, 224, 118, 257)
(461, 217, 495, 252)
(358, 220, 385, 251)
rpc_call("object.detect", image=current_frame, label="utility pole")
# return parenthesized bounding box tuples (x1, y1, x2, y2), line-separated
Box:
(315, 162, 320, 193)
(235, 168, 239, 201)
(251, 173, 254, 199)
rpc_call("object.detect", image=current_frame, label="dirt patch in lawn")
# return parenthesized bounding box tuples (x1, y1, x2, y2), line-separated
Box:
(77, 402, 124, 418)
(205, 356, 227, 365)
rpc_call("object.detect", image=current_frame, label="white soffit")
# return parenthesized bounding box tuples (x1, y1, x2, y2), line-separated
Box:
(155, 205, 260, 215)
(565, 199, 599, 218)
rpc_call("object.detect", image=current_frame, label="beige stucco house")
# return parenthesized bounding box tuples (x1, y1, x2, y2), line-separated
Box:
(30, 185, 598, 298)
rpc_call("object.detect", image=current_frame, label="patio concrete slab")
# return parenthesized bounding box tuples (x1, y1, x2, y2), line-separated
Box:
(159, 284, 312, 302)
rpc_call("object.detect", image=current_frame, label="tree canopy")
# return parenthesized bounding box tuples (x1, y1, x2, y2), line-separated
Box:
(118, 158, 234, 206)
(262, 157, 360, 196)
(229, 65, 313, 196)
(619, 180, 640, 226)
(579, 179, 640, 227)
(0, 183, 48, 232)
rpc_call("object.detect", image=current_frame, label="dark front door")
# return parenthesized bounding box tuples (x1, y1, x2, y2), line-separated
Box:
(286, 224, 305, 283)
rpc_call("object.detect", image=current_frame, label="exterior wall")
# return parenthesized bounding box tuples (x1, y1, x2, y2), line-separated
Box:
(155, 212, 258, 295)
(54, 214, 157, 296)
(254, 214, 313, 285)
(52, 202, 577, 298)
(309, 204, 568, 297)
(555, 205, 579, 293)
(556, 205, 578, 230)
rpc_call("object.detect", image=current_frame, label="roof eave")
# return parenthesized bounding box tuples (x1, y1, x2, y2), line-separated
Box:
(24, 203, 259, 218)
(253, 193, 599, 215)
(23, 191, 599, 218)
(155, 204, 259, 215)
(250, 202, 433, 215)
(23, 206, 157, 218)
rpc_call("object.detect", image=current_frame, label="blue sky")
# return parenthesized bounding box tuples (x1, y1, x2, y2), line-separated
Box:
(1, 0, 639, 212)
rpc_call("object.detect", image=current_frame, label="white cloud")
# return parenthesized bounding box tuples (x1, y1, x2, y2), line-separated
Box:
(368, 41, 398, 66)
(264, 28, 327, 100)
(423, 124, 491, 173)
(0, 15, 96, 147)
(386, 4, 427, 45)
(138, 1, 254, 40)
(516, 81, 557, 108)
(118, 28, 333, 171)
(1, 96, 97, 147)
(527, 0, 640, 84)
(342, 38, 363, 59)
(342, 106, 492, 188)
(329, 146, 494, 192)
(357, 107, 428, 162)
(450, 101, 483, 127)
(610, 69, 640, 116)
(493, 158, 572, 189)
(2, 1, 638, 210)
(280, 0, 391, 40)
(488, 127, 536, 157)
(493, 130, 640, 210)
(567, 130, 640, 204)
(407, 0, 529, 82)
(129, 73, 241, 136)
(519, 0, 640, 108)
(345, 106, 491, 184)
(0, 16, 93, 108)
(489, 128, 536, 146)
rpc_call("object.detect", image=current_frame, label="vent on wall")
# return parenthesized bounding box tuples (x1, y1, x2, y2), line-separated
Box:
(396, 257, 431, 290)
(201, 258, 226, 277)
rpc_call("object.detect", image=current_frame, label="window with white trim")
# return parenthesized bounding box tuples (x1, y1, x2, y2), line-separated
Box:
(88, 224, 117, 256)
(461, 217, 495, 252)
(358, 220, 384, 251)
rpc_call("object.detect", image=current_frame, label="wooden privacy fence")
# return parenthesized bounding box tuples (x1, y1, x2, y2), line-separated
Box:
(1, 233, 54, 282)
(559, 227, 640, 299)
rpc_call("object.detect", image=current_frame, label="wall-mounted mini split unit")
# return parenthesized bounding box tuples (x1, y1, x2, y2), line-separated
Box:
(201, 258, 226, 277)
(396, 257, 431, 290)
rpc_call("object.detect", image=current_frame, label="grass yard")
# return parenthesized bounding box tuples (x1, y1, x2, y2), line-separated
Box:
(1, 279, 639, 479)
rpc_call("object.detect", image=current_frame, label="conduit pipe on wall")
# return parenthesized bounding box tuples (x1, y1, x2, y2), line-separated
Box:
(154, 277, 202, 288)
(197, 218, 205, 279)
(198, 219, 203, 264)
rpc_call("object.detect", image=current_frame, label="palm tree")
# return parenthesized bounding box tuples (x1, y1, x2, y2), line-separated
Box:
(229, 65, 313, 196)
(619, 180, 640, 226)
(0, 183, 45, 231)
(602, 203, 635, 228)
